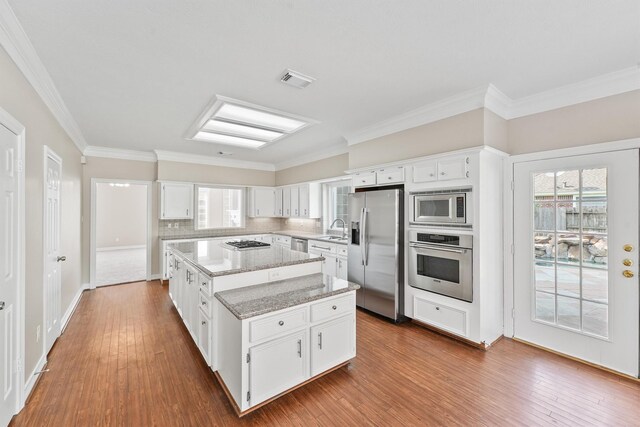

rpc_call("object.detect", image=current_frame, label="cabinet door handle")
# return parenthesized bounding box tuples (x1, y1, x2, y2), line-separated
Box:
(186, 208, 189, 216)
(318, 332, 323, 349)
(278, 320, 284, 326)
(297, 339, 302, 357)
(201, 320, 206, 326)
(201, 300, 207, 306)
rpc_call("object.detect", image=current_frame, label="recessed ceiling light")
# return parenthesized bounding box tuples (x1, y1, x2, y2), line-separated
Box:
(185, 95, 318, 149)
(202, 119, 283, 141)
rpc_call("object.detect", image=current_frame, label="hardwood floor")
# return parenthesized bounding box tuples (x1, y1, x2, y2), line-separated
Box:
(11, 281, 640, 426)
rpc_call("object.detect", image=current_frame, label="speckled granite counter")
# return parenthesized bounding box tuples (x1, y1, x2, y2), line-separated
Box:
(214, 273, 360, 319)
(168, 238, 323, 278)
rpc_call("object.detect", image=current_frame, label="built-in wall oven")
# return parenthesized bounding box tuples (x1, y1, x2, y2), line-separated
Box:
(408, 230, 473, 302)
(410, 189, 470, 226)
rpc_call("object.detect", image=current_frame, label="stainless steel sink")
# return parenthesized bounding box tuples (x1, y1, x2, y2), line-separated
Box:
(317, 235, 348, 242)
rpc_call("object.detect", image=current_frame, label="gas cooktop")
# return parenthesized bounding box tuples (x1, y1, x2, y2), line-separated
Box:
(224, 240, 271, 251)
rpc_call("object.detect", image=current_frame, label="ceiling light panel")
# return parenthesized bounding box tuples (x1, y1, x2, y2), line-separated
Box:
(214, 103, 307, 133)
(194, 131, 266, 148)
(187, 95, 318, 149)
(202, 120, 283, 141)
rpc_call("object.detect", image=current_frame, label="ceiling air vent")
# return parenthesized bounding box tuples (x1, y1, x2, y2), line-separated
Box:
(280, 69, 315, 89)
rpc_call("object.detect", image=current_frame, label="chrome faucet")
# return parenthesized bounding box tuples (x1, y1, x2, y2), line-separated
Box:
(330, 218, 348, 239)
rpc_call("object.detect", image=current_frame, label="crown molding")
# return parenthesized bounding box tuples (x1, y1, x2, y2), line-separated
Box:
(83, 146, 157, 162)
(0, 0, 88, 152)
(154, 150, 275, 171)
(346, 85, 489, 146)
(274, 143, 348, 171)
(506, 66, 640, 119)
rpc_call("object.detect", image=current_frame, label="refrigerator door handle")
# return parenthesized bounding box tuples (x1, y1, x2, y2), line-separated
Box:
(363, 208, 369, 266)
(359, 207, 365, 265)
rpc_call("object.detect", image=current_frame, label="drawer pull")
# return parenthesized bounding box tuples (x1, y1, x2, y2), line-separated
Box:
(332, 305, 337, 310)
(436, 307, 440, 311)
(201, 301, 207, 306)
(278, 320, 284, 326)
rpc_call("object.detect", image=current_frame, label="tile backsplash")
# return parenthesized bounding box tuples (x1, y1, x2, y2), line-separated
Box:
(159, 217, 323, 239)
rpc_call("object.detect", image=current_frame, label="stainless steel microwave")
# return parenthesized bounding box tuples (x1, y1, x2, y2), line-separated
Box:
(411, 191, 468, 225)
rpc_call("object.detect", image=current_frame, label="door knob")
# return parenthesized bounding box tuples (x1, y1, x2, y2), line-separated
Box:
(624, 244, 634, 252)
(57, 256, 66, 262)
(623, 270, 634, 278)
(623, 259, 633, 267)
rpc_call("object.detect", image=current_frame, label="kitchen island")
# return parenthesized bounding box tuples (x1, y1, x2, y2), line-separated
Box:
(215, 273, 359, 415)
(167, 238, 323, 369)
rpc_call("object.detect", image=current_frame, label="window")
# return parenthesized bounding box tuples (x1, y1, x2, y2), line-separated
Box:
(532, 168, 609, 338)
(324, 180, 351, 231)
(195, 185, 244, 230)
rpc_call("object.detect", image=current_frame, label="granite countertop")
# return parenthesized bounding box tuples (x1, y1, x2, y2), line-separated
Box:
(160, 230, 348, 245)
(215, 273, 360, 320)
(169, 238, 323, 278)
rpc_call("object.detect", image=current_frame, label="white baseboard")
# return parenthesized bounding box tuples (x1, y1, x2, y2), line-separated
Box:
(61, 284, 89, 333)
(96, 245, 146, 252)
(148, 273, 161, 281)
(23, 352, 46, 403)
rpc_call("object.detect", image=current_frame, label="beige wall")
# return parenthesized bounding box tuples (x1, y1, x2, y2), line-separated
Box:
(0, 46, 83, 376)
(484, 109, 509, 153)
(96, 183, 147, 248)
(157, 160, 275, 186)
(348, 109, 485, 169)
(275, 153, 349, 186)
(82, 157, 159, 282)
(507, 90, 640, 155)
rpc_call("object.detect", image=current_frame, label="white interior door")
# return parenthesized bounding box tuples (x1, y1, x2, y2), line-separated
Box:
(513, 149, 639, 376)
(0, 124, 19, 425)
(44, 149, 62, 355)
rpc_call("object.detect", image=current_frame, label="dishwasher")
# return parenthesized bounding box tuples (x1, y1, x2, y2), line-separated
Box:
(290, 237, 308, 253)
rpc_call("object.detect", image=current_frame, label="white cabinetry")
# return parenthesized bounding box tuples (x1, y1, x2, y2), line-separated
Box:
(353, 167, 404, 188)
(290, 186, 300, 217)
(282, 187, 292, 217)
(309, 240, 347, 279)
(217, 291, 356, 413)
(249, 330, 308, 406)
(412, 156, 469, 184)
(160, 182, 194, 219)
(274, 188, 283, 217)
(248, 187, 276, 217)
(310, 314, 355, 376)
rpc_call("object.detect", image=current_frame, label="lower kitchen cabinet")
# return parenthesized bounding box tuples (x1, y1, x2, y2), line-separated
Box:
(249, 330, 308, 406)
(336, 257, 347, 280)
(216, 291, 357, 414)
(310, 314, 355, 376)
(198, 309, 212, 365)
(309, 240, 347, 279)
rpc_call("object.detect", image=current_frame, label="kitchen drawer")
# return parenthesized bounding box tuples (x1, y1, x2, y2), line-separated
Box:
(413, 297, 467, 337)
(353, 172, 376, 187)
(274, 235, 291, 245)
(199, 290, 213, 317)
(309, 241, 337, 254)
(249, 307, 308, 343)
(337, 246, 348, 258)
(199, 276, 212, 295)
(311, 293, 355, 323)
(377, 167, 404, 184)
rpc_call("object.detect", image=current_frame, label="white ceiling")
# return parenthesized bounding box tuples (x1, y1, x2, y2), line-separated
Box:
(8, 0, 640, 164)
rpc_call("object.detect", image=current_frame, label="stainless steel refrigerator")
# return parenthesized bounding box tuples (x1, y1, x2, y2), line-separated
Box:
(348, 188, 404, 321)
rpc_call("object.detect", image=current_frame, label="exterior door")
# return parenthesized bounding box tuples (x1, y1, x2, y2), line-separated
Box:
(44, 148, 63, 355)
(0, 123, 19, 425)
(513, 150, 639, 376)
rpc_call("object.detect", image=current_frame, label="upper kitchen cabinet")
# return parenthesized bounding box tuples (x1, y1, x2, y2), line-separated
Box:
(160, 182, 194, 220)
(248, 187, 276, 217)
(274, 188, 284, 217)
(353, 167, 404, 188)
(296, 183, 321, 218)
(412, 156, 469, 183)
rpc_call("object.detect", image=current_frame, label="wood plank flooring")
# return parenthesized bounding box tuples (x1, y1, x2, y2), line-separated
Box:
(11, 281, 640, 426)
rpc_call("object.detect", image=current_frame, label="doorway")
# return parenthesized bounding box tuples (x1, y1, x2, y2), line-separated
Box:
(512, 149, 639, 376)
(91, 180, 151, 287)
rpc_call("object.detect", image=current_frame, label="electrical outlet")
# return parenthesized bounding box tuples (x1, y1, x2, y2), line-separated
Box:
(167, 223, 172, 229)
(36, 325, 41, 343)
(174, 222, 179, 228)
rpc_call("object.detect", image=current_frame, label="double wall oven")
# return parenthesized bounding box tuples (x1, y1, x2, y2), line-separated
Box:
(408, 230, 473, 303)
